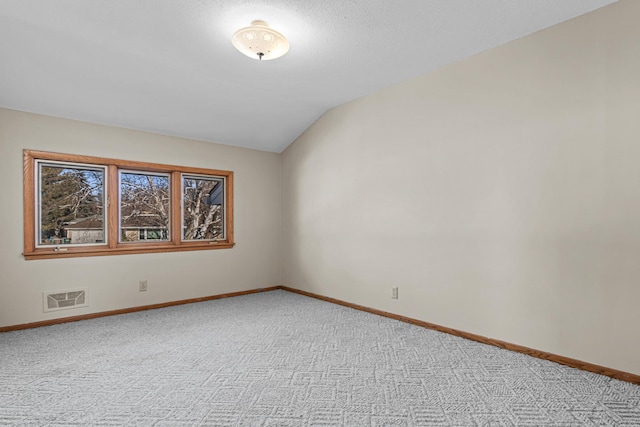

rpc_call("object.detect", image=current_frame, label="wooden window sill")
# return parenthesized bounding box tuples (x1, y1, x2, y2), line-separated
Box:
(23, 242, 235, 260)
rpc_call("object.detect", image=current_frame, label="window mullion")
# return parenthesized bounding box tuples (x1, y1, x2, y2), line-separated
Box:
(107, 165, 119, 249)
(171, 171, 182, 245)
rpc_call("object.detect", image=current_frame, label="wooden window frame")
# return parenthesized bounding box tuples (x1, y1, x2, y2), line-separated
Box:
(23, 150, 234, 260)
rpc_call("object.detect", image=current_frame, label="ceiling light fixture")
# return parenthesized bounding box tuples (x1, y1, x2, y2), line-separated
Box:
(232, 20, 289, 61)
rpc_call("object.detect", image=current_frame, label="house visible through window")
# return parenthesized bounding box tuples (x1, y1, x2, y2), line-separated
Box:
(24, 150, 234, 260)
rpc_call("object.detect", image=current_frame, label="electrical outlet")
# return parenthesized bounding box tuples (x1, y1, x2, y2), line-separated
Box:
(139, 280, 148, 292)
(392, 286, 398, 299)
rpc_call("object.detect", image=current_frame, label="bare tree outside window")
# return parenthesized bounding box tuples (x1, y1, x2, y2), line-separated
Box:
(183, 175, 224, 240)
(38, 163, 105, 246)
(119, 171, 170, 242)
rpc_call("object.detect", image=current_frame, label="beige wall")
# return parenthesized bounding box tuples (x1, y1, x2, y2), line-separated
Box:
(0, 109, 281, 327)
(282, 0, 640, 375)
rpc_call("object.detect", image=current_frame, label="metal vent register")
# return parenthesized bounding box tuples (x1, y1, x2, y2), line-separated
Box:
(43, 289, 88, 312)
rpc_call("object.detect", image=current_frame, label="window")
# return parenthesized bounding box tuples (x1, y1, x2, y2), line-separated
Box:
(23, 150, 234, 260)
(182, 175, 225, 241)
(119, 171, 170, 243)
(37, 161, 106, 247)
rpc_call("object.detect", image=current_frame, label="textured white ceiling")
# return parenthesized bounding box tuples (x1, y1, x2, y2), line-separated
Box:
(0, 0, 617, 152)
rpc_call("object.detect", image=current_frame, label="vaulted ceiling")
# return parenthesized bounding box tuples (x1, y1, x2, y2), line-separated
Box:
(0, 0, 617, 152)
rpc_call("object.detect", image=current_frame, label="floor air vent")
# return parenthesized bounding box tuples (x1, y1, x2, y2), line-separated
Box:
(43, 289, 88, 312)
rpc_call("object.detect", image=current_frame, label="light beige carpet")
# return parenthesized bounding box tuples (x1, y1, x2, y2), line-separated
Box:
(1, 289, 638, 426)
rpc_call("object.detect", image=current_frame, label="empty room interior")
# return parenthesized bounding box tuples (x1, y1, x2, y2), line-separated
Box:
(1, 0, 639, 425)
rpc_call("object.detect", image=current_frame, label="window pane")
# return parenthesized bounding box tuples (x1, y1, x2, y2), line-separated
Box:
(38, 163, 106, 246)
(119, 171, 170, 242)
(182, 175, 224, 240)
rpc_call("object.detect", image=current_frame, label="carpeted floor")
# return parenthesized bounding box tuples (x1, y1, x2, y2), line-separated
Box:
(0, 289, 639, 426)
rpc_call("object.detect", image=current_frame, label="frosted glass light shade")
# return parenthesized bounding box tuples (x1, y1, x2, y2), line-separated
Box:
(232, 20, 289, 60)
